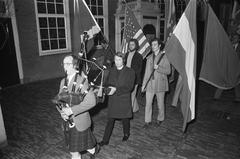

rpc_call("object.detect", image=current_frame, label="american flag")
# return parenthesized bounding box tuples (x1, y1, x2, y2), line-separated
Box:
(121, 6, 151, 58)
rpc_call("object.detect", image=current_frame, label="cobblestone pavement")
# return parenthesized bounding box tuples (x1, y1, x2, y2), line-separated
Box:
(0, 78, 239, 159)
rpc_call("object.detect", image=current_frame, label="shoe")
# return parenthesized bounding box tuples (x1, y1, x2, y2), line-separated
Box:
(142, 122, 152, 129)
(234, 98, 240, 103)
(89, 144, 100, 159)
(154, 120, 162, 127)
(98, 141, 109, 147)
(133, 109, 139, 113)
(122, 134, 130, 142)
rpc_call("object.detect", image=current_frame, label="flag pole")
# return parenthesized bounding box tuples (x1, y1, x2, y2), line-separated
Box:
(121, 0, 128, 53)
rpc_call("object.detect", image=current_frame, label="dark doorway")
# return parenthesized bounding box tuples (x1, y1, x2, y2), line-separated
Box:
(0, 18, 20, 88)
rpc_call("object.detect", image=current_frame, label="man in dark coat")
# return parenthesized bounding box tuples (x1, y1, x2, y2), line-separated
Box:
(99, 52, 135, 146)
(126, 39, 143, 113)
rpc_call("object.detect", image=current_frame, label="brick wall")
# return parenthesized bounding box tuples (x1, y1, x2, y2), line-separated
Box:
(14, 0, 68, 83)
(14, 0, 119, 83)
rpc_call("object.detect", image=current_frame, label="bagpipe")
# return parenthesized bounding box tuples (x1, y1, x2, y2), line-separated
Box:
(51, 32, 110, 128)
(51, 72, 92, 128)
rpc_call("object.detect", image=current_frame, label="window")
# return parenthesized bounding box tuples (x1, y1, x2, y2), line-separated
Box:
(35, 0, 71, 56)
(120, 20, 125, 43)
(85, 0, 108, 46)
(175, 0, 186, 22)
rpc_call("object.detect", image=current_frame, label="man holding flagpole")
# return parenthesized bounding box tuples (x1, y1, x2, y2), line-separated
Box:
(141, 38, 171, 129)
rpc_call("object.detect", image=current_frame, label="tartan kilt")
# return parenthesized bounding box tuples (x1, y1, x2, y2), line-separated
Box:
(65, 126, 97, 152)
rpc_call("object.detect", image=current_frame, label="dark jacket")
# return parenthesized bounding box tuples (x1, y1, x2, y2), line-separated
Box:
(106, 66, 135, 118)
(126, 51, 143, 85)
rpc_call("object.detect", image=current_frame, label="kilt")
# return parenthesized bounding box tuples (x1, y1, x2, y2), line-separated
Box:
(65, 127, 97, 152)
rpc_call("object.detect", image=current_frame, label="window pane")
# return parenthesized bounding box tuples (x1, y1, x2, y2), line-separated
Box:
(59, 39, 66, 48)
(91, 6, 97, 15)
(160, 21, 164, 26)
(160, 28, 164, 33)
(57, 18, 65, 27)
(50, 29, 57, 38)
(85, 0, 90, 5)
(56, 0, 63, 3)
(37, 0, 45, 2)
(98, 18, 103, 28)
(41, 40, 50, 50)
(98, 6, 103, 15)
(58, 29, 65, 38)
(37, 3, 46, 14)
(48, 18, 56, 27)
(98, 0, 103, 6)
(160, 34, 164, 41)
(56, 4, 64, 14)
(51, 40, 58, 49)
(40, 29, 49, 39)
(47, 3, 55, 14)
(39, 18, 48, 28)
(47, 0, 54, 2)
(92, 0, 96, 5)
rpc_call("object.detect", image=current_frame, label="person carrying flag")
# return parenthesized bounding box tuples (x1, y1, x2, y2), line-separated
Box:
(141, 38, 171, 129)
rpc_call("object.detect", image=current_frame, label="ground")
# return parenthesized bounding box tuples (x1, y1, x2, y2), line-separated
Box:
(0, 78, 239, 159)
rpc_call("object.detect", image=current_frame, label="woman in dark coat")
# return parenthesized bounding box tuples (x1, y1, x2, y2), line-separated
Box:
(99, 52, 135, 146)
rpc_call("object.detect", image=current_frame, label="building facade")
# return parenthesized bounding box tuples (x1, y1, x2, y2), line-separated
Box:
(0, 0, 235, 87)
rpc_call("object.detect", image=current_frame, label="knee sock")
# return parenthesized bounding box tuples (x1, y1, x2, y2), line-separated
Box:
(71, 152, 81, 159)
(87, 147, 95, 154)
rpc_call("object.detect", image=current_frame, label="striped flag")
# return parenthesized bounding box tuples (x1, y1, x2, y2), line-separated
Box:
(165, 0, 176, 39)
(165, 0, 197, 132)
(121, 6, 151, 58)
(199, 4, 240, 89)
(73, 0, 101, 54)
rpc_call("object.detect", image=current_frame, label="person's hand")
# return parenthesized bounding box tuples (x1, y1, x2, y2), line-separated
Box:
(108, 86, 116, 95)
(62, 107, 73, 116)
(93, 88, 99, 94)
(154, 64, 159, 69)
(60, 112, 69, 121)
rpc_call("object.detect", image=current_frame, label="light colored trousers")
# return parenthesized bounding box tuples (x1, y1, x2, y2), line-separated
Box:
(145, 91, 165, 123)
(131, 85, 139, 112)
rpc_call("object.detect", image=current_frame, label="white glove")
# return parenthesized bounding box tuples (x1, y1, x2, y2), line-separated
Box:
(60, 113, 69, 121)
(62, 107, 73, 116)
(108, 86, 116, 95)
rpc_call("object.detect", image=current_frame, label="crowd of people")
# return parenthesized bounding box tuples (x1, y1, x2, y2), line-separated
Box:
(55, 35, 240, 159)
